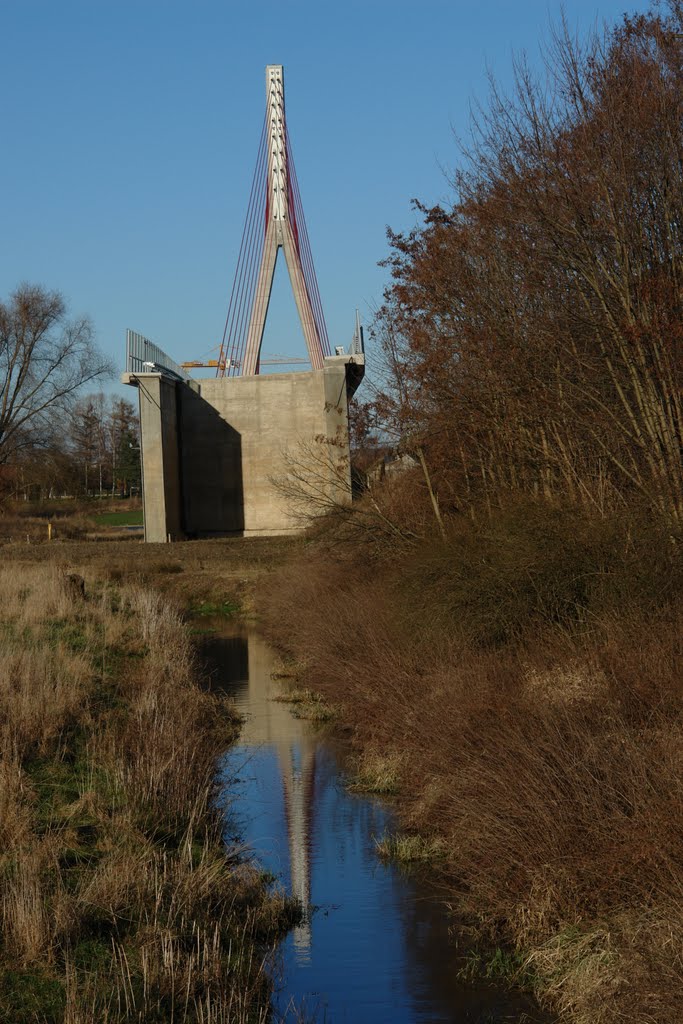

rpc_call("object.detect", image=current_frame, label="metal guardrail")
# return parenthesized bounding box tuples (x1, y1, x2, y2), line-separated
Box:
(125, 330, 190, 382)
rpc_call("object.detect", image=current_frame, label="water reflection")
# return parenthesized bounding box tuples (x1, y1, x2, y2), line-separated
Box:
(213, 629, 549, 1024)
(214, 631, 316, 957)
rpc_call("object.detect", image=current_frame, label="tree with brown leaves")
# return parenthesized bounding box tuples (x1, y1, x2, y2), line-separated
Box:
(376, 3, 683, 526)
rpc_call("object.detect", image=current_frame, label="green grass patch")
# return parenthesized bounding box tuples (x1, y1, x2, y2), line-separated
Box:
(93, 510, 143, 527)
(26, 752, 89, 826)
(71, 937, 113, 972)
(458, 946, 539, 989)
(0, 969, 65, 1023)
(190, 598, 240, 617)
(45, 617, 90, 653)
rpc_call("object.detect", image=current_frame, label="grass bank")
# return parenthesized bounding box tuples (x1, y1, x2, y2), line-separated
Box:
(0, 534, 299, 613)
(0, 559, 296, 1023)
(0, 498, 144, 543)
(256, 500, 683, 1024)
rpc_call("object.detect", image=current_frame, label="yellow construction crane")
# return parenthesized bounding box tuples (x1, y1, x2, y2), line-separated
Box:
(180, 359, 223, 370)
(180, 354, 310, 372)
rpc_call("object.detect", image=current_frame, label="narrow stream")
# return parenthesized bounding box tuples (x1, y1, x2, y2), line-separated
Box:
(206, 628, 548, 1024)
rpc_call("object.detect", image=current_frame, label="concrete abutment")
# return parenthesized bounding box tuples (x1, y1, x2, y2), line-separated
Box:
(123, 355, 364, 542)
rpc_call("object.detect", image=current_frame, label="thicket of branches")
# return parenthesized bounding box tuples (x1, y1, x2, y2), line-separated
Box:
(371, 4, 683, 527)
(0, 284, 138, 501)
(0, 285, 111, 464)
(6, 393, 141, 501)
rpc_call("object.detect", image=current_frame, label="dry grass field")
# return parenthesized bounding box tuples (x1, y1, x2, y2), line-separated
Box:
(0, 552, 297, 1023)
(0, 532, 299, 615)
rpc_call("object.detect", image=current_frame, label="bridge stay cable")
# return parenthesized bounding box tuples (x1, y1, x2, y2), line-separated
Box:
(234, 119, 270, 374)
(286, 126, 330, 356)
(219, 112, 268, 377)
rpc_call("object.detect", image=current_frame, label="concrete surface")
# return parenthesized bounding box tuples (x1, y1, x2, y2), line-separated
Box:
(123, 354, 363, 541)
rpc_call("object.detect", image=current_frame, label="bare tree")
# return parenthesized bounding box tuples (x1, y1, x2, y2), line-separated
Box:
(375, 5, 683, 524)
(0, 285, 113, 474)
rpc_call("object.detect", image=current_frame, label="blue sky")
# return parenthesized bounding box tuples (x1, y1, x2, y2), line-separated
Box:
(1, 0, 646, 396)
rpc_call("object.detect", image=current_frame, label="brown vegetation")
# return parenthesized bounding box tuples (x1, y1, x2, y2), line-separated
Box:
(353, 5, 683, 539)
(0, 531, 298, 608)
(258, 503, 683, 1023)
(0, 498, 139, 544)
(0, 560, 295, 1023)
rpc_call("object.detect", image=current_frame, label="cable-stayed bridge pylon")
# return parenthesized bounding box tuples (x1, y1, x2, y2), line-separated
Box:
(217, 65, 330, 377)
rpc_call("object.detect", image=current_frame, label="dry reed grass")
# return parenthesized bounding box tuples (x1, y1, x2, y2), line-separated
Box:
(347, 750, 404, 795)
(0, 561, 292, 1022)
(257, 504, 683, 1024)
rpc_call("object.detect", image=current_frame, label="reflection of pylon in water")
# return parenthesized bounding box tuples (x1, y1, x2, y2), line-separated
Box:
(239, 632, 318, 954)
(280, 742, 316, 955)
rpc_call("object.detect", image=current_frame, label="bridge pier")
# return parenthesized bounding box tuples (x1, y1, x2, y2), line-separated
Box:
(123, 354, 363, 542)
(133, 373, 184, 542)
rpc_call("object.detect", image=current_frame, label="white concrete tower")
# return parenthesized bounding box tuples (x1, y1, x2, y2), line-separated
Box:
(241, 65, 324, 376)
